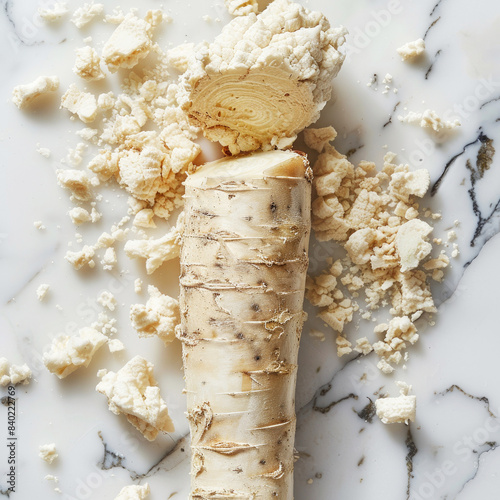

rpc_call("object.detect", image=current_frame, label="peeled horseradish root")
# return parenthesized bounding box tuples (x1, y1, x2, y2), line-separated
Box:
(179, 0, 347, 155)
(177, 150, 312, 499)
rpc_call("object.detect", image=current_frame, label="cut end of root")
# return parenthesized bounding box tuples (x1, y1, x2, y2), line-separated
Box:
(185, 68, 318, 155)
(187, 149, 309, 187)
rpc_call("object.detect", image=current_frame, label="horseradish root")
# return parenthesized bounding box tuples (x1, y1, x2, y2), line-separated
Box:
(178, 150, 312, 499)
(179, 0, 347, 155)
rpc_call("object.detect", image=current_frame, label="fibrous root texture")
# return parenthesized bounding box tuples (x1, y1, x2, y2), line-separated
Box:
(178, 150, 312, 499)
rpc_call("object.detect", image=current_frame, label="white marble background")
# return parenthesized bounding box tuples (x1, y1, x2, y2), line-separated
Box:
(1, 0, 500, 499)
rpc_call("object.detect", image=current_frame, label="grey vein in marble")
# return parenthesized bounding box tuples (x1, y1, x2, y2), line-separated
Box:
(456, 442, 499, 497)
(423, 16, 441, 40)
(405, 428, 418, 500)
(97, 431, 189, 481)
(383, 101, 401, 128)
(438, 385, 496, 421)
(424, 49, 442, 79)
(431, 131, 488, 195)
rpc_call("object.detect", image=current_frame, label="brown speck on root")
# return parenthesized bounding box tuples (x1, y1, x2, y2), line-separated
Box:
(200, 210, 217, 218)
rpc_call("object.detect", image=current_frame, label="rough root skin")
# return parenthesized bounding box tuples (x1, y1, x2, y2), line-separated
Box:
(179, 150, 311, 499)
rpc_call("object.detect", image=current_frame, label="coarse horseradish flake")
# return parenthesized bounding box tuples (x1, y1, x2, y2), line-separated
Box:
(398, 109, 461, 137)
(71, 2, 104, 29)
(96, 355, 174, 441)
(114, 483, 150, 500)
(37, 283, 50, 301)
(0, 358, 32, 386)
(305, 127, 448, 372)
(224, 0, 258, 16)
(39, 2, 69, 22)
(102, 11, 162, 72)
(124, 219, 182, 274)
(39, 443, 58, 464)
(397, 38, 425, 61)
(43, 327, 107, 379)
(375, 382, 416, 424)
(130, 285, 180, 345)
(108, 339, 125, 353)
(73, 46, 105, 81)
(12, 76, 59, 109)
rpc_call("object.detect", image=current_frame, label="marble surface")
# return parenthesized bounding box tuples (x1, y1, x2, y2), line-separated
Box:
(1, 0, 500, 499)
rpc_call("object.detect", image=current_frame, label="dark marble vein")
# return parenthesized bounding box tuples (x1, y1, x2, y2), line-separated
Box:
(465, 137, 499, 247)
(356, 398, 376, 423)
(130, 437, 188, 481)
(479, 95, 500, 110)
(2, 0, 49, 47)
(436, 385, 496, 418)
(456, 442, 499, 497)
(97, 431, 189, 480)
(430, 0, 445, 16)
(383, 101, 401, 128)
(312, 392, 358, 414)
(469, 136, 495, 180)
(405, 428, 418, 500)
(425, 49, 442, 79)
(3, 0, 31, 46)
(346, 145, 364, 158)
(3, 0, 15, 30)
(97, 431, 126, 470)
(297, 353, 362, 417)
(424, 16, 441, 40)
(431, 130, 487, 195)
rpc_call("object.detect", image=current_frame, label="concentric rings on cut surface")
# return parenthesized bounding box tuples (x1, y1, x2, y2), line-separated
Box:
(187, 68, 316, 154)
